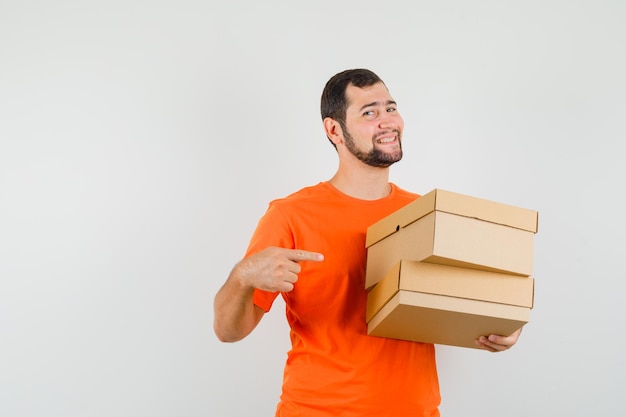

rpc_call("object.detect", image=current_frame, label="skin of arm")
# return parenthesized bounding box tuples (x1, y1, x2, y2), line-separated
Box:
(213, 265, 265, 343)
(213, 247, 324, 342)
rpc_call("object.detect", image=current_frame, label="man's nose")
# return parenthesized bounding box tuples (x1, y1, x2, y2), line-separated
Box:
(379, 113, 400, 129)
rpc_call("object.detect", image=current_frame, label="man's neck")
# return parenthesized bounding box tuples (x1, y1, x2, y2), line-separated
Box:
(328, 165, 391, 201)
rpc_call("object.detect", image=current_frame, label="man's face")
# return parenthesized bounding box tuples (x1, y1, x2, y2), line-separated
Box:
(341, 82, 404, 168)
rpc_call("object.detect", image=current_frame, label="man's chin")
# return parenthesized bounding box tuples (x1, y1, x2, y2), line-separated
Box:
(370, 155, 402, 168)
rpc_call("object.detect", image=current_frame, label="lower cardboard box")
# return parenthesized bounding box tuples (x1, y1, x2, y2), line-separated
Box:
(366, 260, 534, 349)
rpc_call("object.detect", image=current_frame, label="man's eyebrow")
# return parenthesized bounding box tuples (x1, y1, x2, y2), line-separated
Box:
(358, 100, 397, 112)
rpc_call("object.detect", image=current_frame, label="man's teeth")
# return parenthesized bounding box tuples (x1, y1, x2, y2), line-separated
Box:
(377, 137, 395, 143)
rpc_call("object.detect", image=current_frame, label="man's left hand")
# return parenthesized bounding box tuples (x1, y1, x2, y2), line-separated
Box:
(475, 327, 523, 352)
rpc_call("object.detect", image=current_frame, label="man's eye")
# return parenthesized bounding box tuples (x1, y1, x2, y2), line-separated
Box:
(387, 108, 397, 113)
(363, 110, 375, 116)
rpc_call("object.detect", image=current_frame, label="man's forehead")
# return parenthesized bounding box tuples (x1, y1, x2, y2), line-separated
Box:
(346, 82, 394, 109)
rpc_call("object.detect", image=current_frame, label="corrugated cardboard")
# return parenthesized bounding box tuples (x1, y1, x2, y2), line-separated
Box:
(365, 189, 538, 289)
(366, 260, 533, 349)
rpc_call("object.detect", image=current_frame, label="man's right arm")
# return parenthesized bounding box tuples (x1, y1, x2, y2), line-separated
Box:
(213, 263, 265, 343)
(213, 247, 324, 343)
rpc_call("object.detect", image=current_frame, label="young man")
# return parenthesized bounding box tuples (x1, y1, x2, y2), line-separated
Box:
(213, 69, 522, 417)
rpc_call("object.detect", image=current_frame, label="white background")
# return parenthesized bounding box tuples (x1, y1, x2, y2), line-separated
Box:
(1, 1, 624, 416)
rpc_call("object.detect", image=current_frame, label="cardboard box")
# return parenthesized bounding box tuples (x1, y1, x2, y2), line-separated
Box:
(366, 260, 534, 349)
(365, 189, 538, 289)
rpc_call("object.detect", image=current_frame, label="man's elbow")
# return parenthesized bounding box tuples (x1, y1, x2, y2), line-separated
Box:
(214, 331, 243, 343)
(213, 320, 249, 343)
(213, 304, 264, 343)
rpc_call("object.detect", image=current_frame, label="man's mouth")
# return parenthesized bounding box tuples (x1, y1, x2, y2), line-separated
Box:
(375, 132, 399, 144)
(376, 136, 396, 144)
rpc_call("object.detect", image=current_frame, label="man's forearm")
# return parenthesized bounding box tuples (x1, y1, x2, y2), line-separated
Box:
(213, 272, 263, 342)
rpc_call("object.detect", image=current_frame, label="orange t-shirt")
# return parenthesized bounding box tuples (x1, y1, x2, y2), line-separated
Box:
(249, 182, 440, 417)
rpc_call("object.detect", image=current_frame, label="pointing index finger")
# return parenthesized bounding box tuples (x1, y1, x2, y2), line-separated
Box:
(292, 249, 324, 262)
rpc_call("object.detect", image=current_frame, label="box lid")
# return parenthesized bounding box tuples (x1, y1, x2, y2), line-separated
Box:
(366, 188, 538, 248)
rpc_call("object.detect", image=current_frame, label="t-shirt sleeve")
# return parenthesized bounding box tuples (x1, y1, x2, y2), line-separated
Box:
(246, 201, 295, 312)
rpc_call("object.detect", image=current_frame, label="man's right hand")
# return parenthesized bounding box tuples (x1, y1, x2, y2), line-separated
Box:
(235, 247, 325, 293)
(214, 247, 324, 342)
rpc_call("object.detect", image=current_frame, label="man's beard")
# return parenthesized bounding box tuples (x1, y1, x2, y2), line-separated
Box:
(343, 128, 403, 168)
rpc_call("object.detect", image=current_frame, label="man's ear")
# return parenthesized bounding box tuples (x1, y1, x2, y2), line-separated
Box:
(323, 117, 343, 146)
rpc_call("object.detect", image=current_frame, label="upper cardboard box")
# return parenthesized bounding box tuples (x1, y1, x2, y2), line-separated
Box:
(366, 188, 538, 248)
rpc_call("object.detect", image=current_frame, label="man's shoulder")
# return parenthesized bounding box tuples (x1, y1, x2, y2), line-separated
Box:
(390, 183, 421, 203)
(270, 182, 332, 205)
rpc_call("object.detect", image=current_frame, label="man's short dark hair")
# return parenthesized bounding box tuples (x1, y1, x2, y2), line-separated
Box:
(320, 69, 384, 146)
